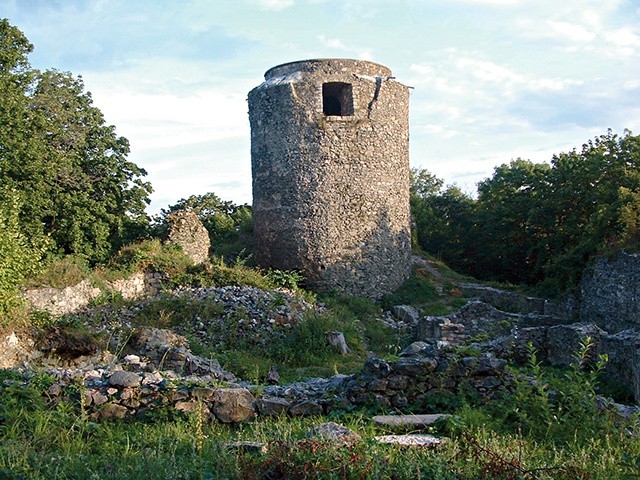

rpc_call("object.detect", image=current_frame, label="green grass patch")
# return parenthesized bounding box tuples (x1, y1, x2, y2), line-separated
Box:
(0, 370, 638, 479)
(381, 268, 440, 310)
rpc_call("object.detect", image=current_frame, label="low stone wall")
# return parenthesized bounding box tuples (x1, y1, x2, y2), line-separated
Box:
(22, 280, 101, 316)
(460, 284, 575, 319)
(5, 335, 514, 423)
(340, 348, 511, 410)
(414, 300, 640, 403)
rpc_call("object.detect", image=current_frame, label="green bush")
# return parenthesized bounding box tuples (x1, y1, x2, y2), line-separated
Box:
(108, 239, 191, 278)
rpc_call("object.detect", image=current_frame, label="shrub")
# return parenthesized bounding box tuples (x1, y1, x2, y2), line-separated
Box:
(381, 267, 439, 310)
(502, 338, 612, 443)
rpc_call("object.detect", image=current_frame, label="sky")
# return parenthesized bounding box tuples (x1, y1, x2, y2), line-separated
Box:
(2, 0, 640, 214)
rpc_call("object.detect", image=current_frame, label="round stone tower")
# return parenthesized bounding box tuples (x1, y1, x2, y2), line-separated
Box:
(248, 58, 411, 298)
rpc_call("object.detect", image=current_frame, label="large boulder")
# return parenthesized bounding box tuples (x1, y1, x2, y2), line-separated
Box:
(212, 388, 256, 423)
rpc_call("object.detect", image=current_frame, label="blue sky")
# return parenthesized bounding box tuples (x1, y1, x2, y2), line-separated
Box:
(2, 0, 640, 213)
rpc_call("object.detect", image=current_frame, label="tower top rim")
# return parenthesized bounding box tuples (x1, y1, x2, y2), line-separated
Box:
(264, 58, 392, 80)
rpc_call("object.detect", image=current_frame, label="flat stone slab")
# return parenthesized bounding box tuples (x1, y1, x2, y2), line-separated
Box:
(372, 414, 451, 428)
(374, 434, 445, 447)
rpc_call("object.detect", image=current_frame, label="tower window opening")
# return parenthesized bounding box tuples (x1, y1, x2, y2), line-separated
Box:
(322, 82, 354, 116)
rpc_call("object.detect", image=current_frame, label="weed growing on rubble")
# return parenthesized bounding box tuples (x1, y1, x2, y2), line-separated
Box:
(496, 338, 615, 444)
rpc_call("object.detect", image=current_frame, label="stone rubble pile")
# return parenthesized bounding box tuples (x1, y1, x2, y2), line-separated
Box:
(57, 285, 320, 352)
(172, 285, 318, 349)
(6, 253, 640, 425)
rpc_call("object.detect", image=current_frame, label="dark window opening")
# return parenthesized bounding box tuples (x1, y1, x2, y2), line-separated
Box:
(322, 82, 354, 116)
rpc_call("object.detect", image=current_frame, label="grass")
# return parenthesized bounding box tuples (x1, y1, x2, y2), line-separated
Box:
(0, 372, 638, 479)
(0, 351, 638, 478)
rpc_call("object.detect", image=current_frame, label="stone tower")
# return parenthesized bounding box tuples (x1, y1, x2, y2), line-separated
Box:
(248, 58, 411, 298)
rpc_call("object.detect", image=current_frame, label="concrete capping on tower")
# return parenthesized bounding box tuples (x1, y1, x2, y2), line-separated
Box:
(248, 58, 411, 298)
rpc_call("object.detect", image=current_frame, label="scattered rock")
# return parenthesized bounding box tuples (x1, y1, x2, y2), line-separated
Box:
(100, 403, 129, 420)
(90, 390, 109, 406)
(124, 355, 140, 363)
(400, 341, 436, 357)
(288, 400, 323, 417)
(191, 387, 215, 401)
(47, 383, 63, 396)
(255, 396, 290, 416)
(326, 331, 351, 355)
(374, 434, 445, 447)
(308, 422, 361, 444)
(267, 365, 280, 385)
(109, 371, 141, 388)
(175, 400, 207, 415)
(391, 305, 420, 325)
(372, 414, 451, 428)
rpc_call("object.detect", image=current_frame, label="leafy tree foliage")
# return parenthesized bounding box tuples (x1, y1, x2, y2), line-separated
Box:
(0, 188, 46, 317)
(155, 192, 252, 260)
(0, 19, 152, 263)
(473, 159, 551, 284)
(410, 168, 475, 273)
(411, 130, 640, 294)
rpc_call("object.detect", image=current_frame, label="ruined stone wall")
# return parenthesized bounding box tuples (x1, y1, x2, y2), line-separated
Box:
(165, 210, 210, 265)
(23, 272, 165, 316)
(580, 252, 640, 333)
(249, 59, 411, 298)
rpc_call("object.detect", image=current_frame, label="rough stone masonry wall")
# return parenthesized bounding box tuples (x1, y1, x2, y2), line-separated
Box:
(22, 272, 166, 316)
(166, 210, 210, 265)
(249, 59, 412, 299)
(580, 252, 640, 333)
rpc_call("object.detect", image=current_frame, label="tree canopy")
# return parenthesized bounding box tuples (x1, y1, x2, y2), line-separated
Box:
(0, 19, 152, 263)
(411, 130, 640, 294)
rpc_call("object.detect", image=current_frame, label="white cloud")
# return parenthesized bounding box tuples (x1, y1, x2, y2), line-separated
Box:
(456, 58, 524, 85)
(316, 35, 374, 61)
(317, 35, 348, 50)
(515, 4, 639, 57)
(416, 124, 459, 139)
(452, 0, 522, 5)
(254, 0, 295, 11)
(547, 21, 596, 42)
(602, 27, 640, 57)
